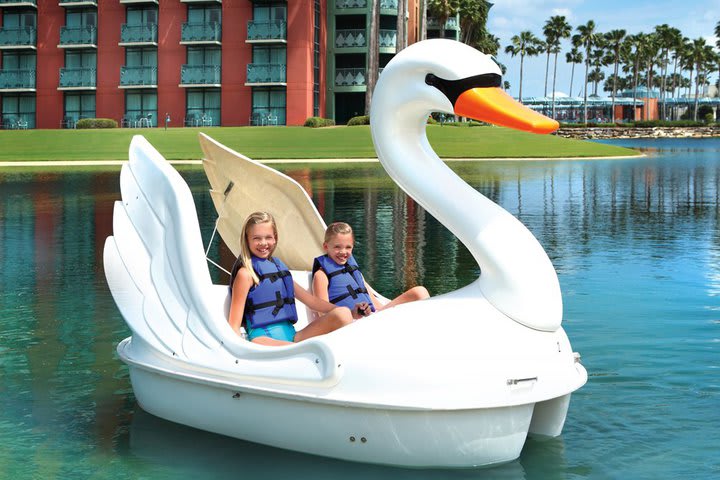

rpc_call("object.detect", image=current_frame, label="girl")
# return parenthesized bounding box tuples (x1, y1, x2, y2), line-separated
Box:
(312, 222, 429, 316)
(229, 212, 355, 346)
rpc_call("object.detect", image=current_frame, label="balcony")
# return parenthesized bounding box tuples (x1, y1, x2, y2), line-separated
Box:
(0, 26, 36, 49)
(427, 17, 460, 30)
(180, 22, 221, 44)
(119, 0, 158, 4)
(335, 29, 366, 49)
(0, 69, 36, 91)
(246, 20, 286, 43)
(335, 0, 366, 9)
(379, 29, 397, 49)
(58, 67, 96, 89)
(380, 0, 397, 9)
(59, 0, 97, 6)
(180, 64, 220, 87)
(245, 63, 286, 85)
(335, 67, 366, 87)
(180, 0, 220, 3)
(119, 65, 157, 88)
(59, 26, 97, 48)
(120, 23, 158, 45)
(0, 0, 37, 7)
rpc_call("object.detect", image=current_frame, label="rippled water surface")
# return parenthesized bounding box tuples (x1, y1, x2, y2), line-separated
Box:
(1, 138, 718, 479)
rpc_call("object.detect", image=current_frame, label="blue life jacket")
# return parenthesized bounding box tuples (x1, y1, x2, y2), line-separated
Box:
(312, 254, 375, 312)
(229, 256, 298, 329)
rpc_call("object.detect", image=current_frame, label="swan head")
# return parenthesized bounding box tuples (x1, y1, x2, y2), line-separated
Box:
(370, 39, 557, 134)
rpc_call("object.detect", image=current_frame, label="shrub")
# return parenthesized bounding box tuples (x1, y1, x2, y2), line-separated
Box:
(304, 116, 335, 128)
(76, 118, 118, 129)
(347, 115, 369, 126)
(703, 113, 714, 124)
(426, 116, 438, 124)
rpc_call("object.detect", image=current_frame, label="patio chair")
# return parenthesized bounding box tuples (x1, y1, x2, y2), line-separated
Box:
(267, 113, 278, 126)
(17, 119, 28, 129)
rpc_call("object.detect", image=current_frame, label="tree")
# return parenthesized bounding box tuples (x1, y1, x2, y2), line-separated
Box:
(504, 31, 542, 103)
(605, 29, 626, 122)
(364, 0, 380, 115)
(427, 0, 460, 39)
(565, 47, 583, 97)
(687, 38, 715, 121)
(458, 0, 491, 49)
(572, 20, 599, 123)
(396, 0, 407, 52)
(655, 25, 681, 120)
(543, 15, 572, 118)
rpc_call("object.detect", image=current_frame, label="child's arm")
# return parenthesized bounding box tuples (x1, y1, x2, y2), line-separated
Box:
(311, 270, 330, 302)
(228, 267, 253, 335)
(294, 280, 363, 319)
(362, 276, 385, 312)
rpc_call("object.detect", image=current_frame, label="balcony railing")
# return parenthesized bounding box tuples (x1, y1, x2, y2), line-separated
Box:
(59, 26, 97, 47)
(0, 0, 37, 7)
(58, 67, 96, 89)
(380, 0, 397, 8)
(335, 67, 365, 87)
(247, 20, 286, 42)
(120, 65, 157, 87)
(59, 0, 97, 6)
(335, 0, 366, 9)
(180, 64, 221, 86)
(0, 26, 36, 48)
(335, 29, 366, 48)
(427, 17, 459, 30)
(120, 23, 158, 44)
(119, 0, 158, 4)
(0, 69, 36, 90)
(180, 22, 221, 44)
(246, 63, 286, 84)
(379, 29, 397, 48)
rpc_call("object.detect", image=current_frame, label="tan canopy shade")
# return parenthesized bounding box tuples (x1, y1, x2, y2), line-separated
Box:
(200, 133, 326, 271)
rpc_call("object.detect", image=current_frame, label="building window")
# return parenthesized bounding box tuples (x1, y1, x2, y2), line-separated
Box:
(2, 94, 35, 129)
(66, 8, 96, 28)
(252, 2, 287, 22)
(2, 9, 36, 29)
(126, 47, 157, 67)
(125, 90, 157, 127)
(187, 46, 220, 66)
(187, 5, 221, 24)
(126, 5, 157, 25)
(252, 45, 286, 65)
(64, 92, 95, 123)
(186, 88, 220, 126)
(251, 87, 285, 126)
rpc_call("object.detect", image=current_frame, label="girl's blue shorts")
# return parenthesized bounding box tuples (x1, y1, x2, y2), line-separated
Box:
(247, 321, 296, 342)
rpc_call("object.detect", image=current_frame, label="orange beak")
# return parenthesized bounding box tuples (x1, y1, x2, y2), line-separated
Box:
(454, 87, 559, 134)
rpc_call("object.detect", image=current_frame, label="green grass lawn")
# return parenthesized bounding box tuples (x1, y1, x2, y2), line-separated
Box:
(0, 125, 637, 162)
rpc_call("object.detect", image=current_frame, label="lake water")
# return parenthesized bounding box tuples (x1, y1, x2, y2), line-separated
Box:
(0, 138, 718, 479)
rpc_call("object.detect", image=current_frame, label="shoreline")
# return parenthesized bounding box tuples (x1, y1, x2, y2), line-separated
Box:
(0, 153, 645, 168)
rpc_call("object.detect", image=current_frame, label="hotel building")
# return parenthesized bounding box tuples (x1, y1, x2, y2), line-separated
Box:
(0, 0, 459, 129)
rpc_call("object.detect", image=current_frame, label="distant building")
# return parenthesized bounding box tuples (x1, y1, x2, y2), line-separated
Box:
(0, 0, 473, 129)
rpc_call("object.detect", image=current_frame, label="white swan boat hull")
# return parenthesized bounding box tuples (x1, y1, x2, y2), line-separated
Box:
(119, 335, 578, 467)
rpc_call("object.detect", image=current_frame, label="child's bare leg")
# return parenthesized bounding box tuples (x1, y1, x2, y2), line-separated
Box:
(251, 336, 293, 346)
(295, 307, 353, 342)
(382, 286, 430, 310)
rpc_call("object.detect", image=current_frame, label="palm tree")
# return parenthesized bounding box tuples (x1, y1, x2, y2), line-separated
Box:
(639, 32, 660, 121)
(715, 21, 720, 90)
(572, 20, 599, 123)
(396, 0, 406, 53)
(605, 29, 626, 122)
(364, 0, 380, 115)
(687, 38, 713, 120)
(504, 30, 542, 103)
(543, 15, 572, 118)
(655, 25, 682, 120)
(565, 47, 583, 97)
(459, 0, 491, 48)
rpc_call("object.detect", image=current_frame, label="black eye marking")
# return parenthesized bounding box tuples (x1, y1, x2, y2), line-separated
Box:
(425, 73, 502, 105)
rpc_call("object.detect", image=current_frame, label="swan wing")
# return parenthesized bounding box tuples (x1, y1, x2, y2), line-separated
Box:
(200, 133, 326, 271)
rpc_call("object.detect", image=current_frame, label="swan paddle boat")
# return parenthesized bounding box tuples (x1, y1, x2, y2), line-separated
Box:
(104, 39, 587, 468)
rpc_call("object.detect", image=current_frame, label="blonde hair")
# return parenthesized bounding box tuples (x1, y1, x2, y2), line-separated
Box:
(239, 211, 278, 285)
(324, 222, 354, 243)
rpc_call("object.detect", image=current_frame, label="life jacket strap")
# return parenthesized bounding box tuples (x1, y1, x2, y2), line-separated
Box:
(257, 269, 291, 283)
(326, 263, 359, 279)
(329, 285, 369, 304)
(246, 291, 295, 316)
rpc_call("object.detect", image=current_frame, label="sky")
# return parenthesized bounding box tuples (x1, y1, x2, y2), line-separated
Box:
(489, 0, 720, 99)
